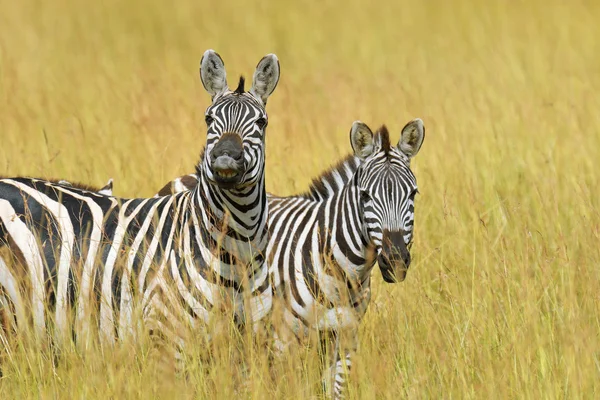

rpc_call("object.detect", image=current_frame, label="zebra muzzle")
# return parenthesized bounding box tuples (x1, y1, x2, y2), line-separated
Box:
(377, 229, 411, 283)
(211, 156, 244, 186)
(210, 134, 246, 188)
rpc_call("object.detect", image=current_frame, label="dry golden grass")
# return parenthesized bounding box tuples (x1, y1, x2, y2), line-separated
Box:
(1, 0, 599, 398)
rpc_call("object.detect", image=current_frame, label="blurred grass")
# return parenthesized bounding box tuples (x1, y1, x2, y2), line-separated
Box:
(1, 0, 599, 398)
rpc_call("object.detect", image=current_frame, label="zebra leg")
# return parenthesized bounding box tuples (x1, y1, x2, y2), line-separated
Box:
(142, 286, 190, 379)
(269, 300, 295, 358)
(272, 329, 290, 358)
(322, 329, 357, 400)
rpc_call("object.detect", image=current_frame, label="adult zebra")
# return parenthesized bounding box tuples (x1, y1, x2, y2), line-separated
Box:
(154, 119, 425, 399)
(0, 50, 280, 355)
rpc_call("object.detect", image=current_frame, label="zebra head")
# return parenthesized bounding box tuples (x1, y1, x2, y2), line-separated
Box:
(350, 119, 425, 283)
(200, 50, 280, 190)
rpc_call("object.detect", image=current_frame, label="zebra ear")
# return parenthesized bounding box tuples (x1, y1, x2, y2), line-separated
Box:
(250, 54, 280, 105)
(200, 50, 228, 99)
(98, 178, 113, 196)
(398, 118, 425, 158)
(350, 121, 375, 159)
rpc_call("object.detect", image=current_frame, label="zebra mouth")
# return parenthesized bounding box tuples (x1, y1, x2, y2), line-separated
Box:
(212, 168, 242, 188)
(215, 169, 238, 179)
(378, 262, 408, 283)
(378, 257, 408, 283)
(210, 153, 245, 188)
(378, 229, 410, 283)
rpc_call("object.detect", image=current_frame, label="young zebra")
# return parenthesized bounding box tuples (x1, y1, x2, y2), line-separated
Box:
(153, 119, 425, 399)
(0, 50, 280, 354)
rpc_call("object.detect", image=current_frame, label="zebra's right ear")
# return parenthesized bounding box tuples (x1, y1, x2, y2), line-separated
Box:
(200, 49, 228, 99)
(350, 121, 375, 159)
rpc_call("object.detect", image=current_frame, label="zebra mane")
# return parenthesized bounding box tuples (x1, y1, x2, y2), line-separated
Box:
(300, 155, 362, 201)
(298, 126, 392, 201)
(377, 125, 392, 154)
(234, 76, 245, 94)
(194, 147, 206, 177)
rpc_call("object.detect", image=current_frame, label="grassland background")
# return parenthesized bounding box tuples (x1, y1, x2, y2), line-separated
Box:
(1, 0, 599, 398)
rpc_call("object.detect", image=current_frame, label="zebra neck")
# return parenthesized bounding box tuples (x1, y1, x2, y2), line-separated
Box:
(327, 185, 375, 284)
(195, 169, 267, 239)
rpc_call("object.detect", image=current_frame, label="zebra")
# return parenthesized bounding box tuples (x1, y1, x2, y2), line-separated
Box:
(152, 118, 425, 399)
(0, 50, 280, 357)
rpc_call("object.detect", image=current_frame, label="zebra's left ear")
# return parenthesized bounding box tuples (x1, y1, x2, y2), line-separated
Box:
(350, 121, 375, 159)
(250, 54, 280, 105)
(398, 118, 425, 159)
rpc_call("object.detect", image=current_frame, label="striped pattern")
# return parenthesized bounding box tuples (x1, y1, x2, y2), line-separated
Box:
(153, 119, 426, 399)
(0, 50, 280, 357)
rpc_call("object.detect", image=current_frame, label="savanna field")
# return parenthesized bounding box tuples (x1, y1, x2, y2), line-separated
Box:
(1, 0, 599, 398)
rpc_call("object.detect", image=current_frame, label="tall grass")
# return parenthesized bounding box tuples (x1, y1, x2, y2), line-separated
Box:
(1, 0, 599, 398)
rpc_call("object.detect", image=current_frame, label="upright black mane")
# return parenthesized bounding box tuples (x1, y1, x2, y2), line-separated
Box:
(297, 126, 393, 201)
(299, 154, 362, 201)
(377, 125, 391, 154)
(234, 76, 245, 94)
(195, 148, 206, 176)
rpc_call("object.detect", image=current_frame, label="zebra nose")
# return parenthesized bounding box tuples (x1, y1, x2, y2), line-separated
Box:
(211, 133, 244, 161)
(378, 229, 411, 282)
(401, 251, 411, 268)
(385, 237, 410, 267)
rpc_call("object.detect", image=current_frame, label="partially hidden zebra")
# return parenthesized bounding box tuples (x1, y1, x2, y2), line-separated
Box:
(0, 50, 280, 356)
(153, 119, 425, 399)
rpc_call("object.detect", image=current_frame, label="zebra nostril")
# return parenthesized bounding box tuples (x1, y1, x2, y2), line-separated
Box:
(214, 150, 230, 159)
(403, 252, 411, 267)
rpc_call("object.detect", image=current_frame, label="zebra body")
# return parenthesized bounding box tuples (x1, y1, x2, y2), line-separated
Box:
(0, 50, 280, 352)
(154, 119, 426, 398)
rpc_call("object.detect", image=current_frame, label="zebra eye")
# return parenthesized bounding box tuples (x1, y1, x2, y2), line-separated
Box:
(255, 118, 267, 129)
(360, 190, 371, 203)
(205, 115, 214, 126)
